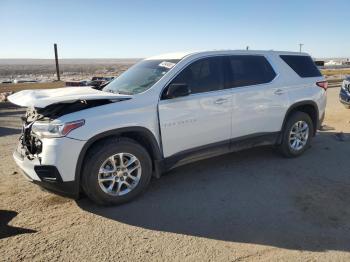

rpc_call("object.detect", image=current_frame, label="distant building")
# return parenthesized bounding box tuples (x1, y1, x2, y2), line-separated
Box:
(324, 60, 342, 67)
(13, 79, 38, 84)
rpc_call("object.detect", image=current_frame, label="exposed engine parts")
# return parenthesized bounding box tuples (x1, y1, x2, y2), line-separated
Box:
(19, 99, 113, 156)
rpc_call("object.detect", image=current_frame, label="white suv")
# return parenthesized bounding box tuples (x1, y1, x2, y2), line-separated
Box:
(9, 50, 327, 205)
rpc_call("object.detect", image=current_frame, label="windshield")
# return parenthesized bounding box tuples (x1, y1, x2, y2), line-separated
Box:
(103, 59, 179, 95)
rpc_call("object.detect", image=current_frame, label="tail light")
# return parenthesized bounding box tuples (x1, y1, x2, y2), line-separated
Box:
(316, 81, 328, 90)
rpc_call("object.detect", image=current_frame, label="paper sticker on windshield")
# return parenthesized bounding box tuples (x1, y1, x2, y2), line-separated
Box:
(158, 61, 176, 69)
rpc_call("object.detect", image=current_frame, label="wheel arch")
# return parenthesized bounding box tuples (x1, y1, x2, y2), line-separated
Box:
(75, 127, 163, 194)
(281, 101, 319, 138)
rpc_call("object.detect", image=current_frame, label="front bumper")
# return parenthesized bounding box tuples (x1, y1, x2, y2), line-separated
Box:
(13, 151, 78, 198)
(13, 136, 86, 198)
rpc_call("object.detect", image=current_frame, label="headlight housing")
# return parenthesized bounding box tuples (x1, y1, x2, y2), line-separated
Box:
(31, 119, 85, 138)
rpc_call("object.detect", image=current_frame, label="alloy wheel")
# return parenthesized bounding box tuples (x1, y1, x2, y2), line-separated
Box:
(288, 120, 309, 151)
(97, 153, 142, 196)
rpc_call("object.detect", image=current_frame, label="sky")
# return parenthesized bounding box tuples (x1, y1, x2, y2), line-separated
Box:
(0, 0, 349, 59)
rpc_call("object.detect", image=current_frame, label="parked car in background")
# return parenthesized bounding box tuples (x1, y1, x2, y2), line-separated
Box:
(65, 80, 90, 87)
(65, 76, 115, 89)
(90, 77, 115, 89)
(340, 76, 350, 108)
(8, 50, 327, 206)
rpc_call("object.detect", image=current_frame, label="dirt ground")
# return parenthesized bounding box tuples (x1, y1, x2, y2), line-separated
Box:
(0, 87, 349, 261)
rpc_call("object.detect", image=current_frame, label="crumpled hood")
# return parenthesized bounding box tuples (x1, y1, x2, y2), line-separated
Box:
(8, 86, 131, 108)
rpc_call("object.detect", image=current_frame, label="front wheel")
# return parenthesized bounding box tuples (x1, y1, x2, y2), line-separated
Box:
(278, 112, 314, 158)
(81, 138, 152, 206)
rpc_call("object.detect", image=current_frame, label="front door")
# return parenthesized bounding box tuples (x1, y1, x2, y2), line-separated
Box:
(158, 56, 232, 157)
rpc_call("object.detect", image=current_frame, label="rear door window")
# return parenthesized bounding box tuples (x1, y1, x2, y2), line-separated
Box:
(228, 55, 276, 88)
(280, 55, 322, 78)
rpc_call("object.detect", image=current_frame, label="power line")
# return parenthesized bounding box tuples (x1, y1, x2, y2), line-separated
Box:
(54, 43, 60, 81)
(299, 43, 304, 53)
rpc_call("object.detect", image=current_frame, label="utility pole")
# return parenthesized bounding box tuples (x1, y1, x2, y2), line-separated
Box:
(299, 43, 304, 53)
(54, 43, 60, 81)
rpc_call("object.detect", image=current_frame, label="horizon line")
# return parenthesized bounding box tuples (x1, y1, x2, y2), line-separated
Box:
(0, 57, 143, 60)
(0, 56, 349, 60)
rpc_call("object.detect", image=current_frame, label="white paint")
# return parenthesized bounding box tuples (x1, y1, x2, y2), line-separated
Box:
(11, 50, 327, 183)
(7, 86, 131, 108)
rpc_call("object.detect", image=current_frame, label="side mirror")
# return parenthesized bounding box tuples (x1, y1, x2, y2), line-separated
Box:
(165, 83, 191, 99)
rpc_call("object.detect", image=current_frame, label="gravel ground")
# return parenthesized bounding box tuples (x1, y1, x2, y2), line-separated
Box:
(0, 87, 350, 261)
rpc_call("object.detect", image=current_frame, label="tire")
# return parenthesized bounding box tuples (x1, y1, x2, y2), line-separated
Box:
(278, 111, 314, 158)
(81, 137, 152, 206)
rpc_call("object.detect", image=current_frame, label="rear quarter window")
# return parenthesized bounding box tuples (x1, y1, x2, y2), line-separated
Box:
(280, 55, 321, 78)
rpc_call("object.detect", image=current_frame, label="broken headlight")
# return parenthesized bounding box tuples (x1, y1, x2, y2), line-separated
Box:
(31, 119, 85, 138)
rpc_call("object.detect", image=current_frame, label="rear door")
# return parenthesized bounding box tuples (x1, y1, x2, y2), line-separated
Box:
(158, 56, 232, 157)
(279, 55, 327, 119)
(227, 55, 289, 138)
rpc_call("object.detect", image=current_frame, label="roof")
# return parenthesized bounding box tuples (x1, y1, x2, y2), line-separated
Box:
(145, 50, 310, 60)
(145, 51, 194, 60)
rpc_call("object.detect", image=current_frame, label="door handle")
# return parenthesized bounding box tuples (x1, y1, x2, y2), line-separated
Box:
(274, 89, 285, 95)
(214, 98, 229, 105)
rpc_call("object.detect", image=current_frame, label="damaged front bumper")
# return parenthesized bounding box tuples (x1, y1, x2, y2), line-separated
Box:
(9, 95, 116, 199)
(13, 136, 86, 198)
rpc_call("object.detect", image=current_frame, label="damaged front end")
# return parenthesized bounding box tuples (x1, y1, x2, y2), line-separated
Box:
(19, 99, 113, 158)
(8, 86, 132, 197)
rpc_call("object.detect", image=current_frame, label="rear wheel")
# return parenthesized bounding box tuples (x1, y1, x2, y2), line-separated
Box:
(82, 138, 152, 205)
(278, 112, 314, 158)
